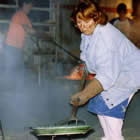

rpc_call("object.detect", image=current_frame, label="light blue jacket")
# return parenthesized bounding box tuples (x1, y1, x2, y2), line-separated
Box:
(80, 23, 140, 109)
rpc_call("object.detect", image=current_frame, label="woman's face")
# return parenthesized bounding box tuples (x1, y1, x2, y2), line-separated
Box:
(76, 17, 97, 35)
(23, 3, 32, 14)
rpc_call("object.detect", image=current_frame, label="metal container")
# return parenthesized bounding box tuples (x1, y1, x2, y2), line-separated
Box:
(31, 125, 92, 136)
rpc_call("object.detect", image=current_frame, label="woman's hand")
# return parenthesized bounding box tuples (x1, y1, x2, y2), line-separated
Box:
(22, 24, 36, 35)
(70, 78, 104, 106)
(70, 92, 89, 106)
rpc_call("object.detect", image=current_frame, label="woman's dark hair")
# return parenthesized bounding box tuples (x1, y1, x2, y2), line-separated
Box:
(117, 3, 127, 14)
(18, 0, 34, 8)
(71, 0, 107, 27)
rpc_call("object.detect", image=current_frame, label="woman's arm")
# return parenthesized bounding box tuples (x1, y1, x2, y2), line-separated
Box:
(71, 78, 103, 106)
(22, 24, 36, 35)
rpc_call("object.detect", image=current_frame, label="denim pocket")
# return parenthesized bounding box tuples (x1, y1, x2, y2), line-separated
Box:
(88, 94, 129, 119)
(88, 94, 110, 114)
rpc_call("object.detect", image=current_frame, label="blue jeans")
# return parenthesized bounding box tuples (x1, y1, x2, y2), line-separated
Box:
(3, 44, 24, 91)
(88, 93, 129, 119)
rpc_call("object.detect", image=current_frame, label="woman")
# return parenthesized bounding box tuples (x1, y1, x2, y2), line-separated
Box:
(70, 1, 140, 140)
(111, 3, 132, 38)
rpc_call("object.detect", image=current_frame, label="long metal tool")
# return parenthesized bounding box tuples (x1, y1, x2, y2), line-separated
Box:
(56, 65, 88, 125)
(52, 40, 82, 64)
(30, 31, 82, 64)
(71, 67, 88, 120)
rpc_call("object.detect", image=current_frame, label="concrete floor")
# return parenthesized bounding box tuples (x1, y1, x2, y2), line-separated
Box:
(0, 65, 140, 140)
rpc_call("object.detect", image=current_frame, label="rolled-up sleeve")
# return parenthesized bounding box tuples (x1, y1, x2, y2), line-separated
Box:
(94, 40, 123, 90)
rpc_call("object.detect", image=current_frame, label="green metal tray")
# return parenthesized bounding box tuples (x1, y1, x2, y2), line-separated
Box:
(32, 125, 92, 136)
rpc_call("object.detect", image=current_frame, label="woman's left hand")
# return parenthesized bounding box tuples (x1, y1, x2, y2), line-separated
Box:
(70, 92, 89, 106)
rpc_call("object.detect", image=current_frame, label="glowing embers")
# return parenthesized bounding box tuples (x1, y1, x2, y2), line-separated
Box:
(64, 64, 95, 80)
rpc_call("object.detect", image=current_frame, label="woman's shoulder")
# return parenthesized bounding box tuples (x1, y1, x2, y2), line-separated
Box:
(99, 23, 125, 40)
(97, 23, 126, 50)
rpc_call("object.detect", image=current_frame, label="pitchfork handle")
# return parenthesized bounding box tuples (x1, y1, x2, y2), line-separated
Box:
(71, 69, 87, 118)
